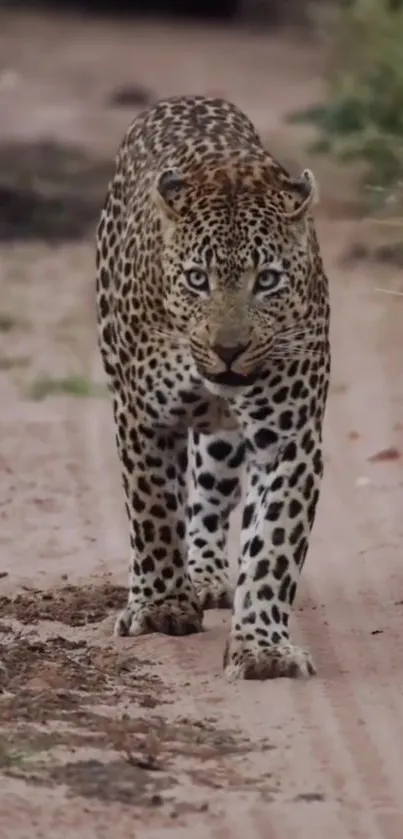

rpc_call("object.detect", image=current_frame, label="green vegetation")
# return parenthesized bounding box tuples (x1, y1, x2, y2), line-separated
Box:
(0, 737, 47, 771)
(28, 374, 107, 401)
(289, 0, 403, 211)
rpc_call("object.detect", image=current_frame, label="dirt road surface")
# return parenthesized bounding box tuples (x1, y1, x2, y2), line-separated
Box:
(1, 10, 403, 839)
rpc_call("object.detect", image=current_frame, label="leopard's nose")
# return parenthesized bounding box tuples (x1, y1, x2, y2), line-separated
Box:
(212, 342, 249, 367)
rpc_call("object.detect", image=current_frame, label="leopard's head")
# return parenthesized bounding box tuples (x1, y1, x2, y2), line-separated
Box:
(155, 153, 320, 388)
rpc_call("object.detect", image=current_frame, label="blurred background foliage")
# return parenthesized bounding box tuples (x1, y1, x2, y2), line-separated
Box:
(9, 0, 403, 213)
(3, 0, 403, 232)
(290, 0, 403, 214)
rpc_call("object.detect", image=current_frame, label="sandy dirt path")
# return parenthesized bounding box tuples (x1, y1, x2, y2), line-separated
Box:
(1, 11, 403, 839)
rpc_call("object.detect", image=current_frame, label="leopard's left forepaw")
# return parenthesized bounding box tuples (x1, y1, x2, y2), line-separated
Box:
(223, 636, 316, 682)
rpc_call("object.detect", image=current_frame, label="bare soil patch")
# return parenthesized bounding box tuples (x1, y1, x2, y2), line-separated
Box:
(0, 582, 127, 626)
(0, 626, 254, 819)
(0, 141, 114, 243)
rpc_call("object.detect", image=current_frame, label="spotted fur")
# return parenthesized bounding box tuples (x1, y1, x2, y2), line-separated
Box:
(96, 95, 331, 681)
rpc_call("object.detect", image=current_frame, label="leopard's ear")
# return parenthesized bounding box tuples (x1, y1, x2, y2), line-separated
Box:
(155, 168, 189, 220)
(283, 168, 318, 222)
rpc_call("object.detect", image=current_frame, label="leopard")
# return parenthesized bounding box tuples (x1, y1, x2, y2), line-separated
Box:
(96, 94, 331, 681)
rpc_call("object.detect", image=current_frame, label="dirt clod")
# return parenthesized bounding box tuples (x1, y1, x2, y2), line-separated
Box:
(368, 446, 401, 463)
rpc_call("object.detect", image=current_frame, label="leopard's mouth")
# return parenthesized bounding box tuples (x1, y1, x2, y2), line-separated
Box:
(201, 369, 260, 388)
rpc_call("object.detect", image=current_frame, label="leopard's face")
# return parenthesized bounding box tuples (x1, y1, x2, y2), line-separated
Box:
(156, 162, 319, 387)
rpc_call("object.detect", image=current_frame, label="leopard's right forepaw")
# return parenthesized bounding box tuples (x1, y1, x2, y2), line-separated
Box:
(115, 597, 203, 637)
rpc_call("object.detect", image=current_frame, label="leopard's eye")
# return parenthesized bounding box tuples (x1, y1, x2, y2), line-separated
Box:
(253, 269, 285, 295)
(184, 268, 210, 294)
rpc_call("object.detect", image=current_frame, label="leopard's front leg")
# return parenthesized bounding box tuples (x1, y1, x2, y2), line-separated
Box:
(224, 427, 323, 681)
(114, 398, 202, 637)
